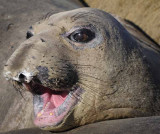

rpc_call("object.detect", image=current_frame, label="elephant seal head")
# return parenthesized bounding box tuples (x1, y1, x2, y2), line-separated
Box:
(3, 8, 160, 131)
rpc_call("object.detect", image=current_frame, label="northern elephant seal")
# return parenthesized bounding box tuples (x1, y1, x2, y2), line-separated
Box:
(3, 8, 160, 132)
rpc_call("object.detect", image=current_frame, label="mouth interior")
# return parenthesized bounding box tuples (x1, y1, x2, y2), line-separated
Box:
(38, 87, 69, 114)
(24, 82, 80, 128)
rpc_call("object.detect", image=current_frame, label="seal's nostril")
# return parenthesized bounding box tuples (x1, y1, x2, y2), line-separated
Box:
(19, 73, 26, 82)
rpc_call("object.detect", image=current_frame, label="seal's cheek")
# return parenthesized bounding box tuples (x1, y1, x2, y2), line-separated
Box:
(65, 85, 112, 126)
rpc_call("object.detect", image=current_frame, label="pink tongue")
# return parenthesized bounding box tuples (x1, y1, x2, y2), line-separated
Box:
(42, 91, 68, 109)
(50, 92, 68, 107)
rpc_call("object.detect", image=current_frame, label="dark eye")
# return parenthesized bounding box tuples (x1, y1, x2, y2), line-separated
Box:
(26, 31, 33, 39)
(68, 29, 95, 43)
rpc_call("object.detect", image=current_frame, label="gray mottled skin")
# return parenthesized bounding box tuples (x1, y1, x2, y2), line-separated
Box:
(1, 0, 160, 134)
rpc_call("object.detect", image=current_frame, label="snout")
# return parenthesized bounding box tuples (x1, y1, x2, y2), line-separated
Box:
(3, 32, 78, 91)
(3, 37, 48, 82)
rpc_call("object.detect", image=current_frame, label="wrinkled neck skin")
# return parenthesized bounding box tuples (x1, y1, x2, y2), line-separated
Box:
(3, 8, 160, 132)
(63, 18, 160, 130)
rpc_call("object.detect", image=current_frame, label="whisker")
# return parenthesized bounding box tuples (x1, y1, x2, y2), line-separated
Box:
(11, 80, 26, 100)
(70, 89, 93, 107)
(79, 77, 108, 86)
(58, 59, 76, 62)
(78, 81, 103, 97)
(18, 89, 26, 100)
(79, 72, 107, 83)
(79, 80, 118, 96)
(60, 63, 108, 82)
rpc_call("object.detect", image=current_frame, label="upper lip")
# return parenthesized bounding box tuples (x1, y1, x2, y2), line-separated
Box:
(22, 79, 69, 95)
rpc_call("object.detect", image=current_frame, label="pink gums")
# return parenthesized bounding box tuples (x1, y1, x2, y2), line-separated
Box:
(42, 91, 68, 109)
(34, 91, 70, 127)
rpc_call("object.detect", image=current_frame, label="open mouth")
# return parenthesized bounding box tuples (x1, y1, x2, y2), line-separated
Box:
(22, 81, 83, 128)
